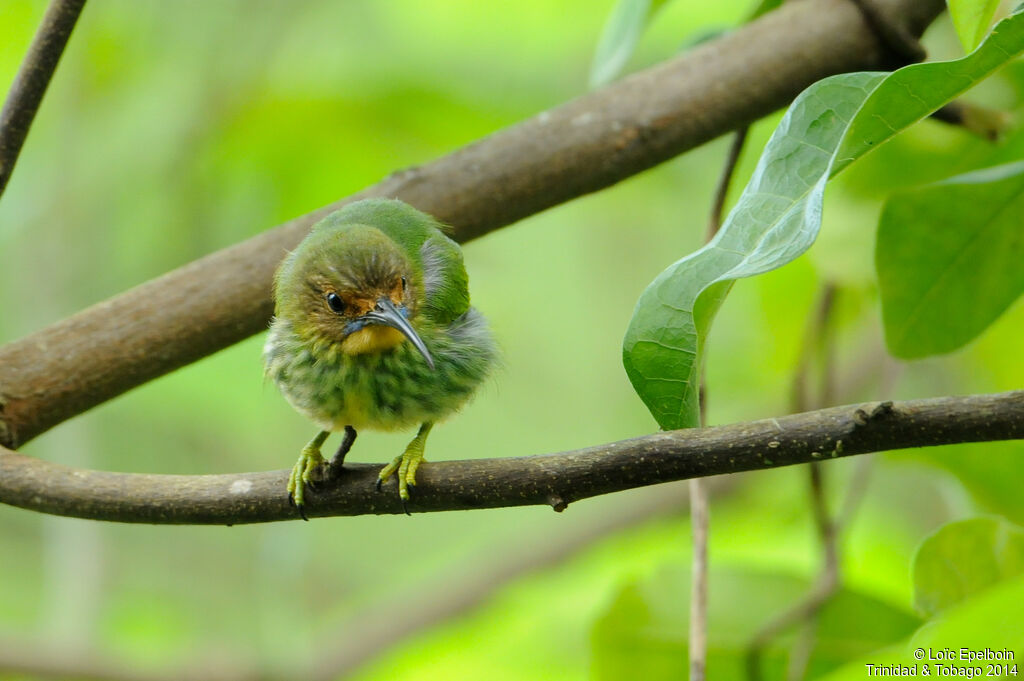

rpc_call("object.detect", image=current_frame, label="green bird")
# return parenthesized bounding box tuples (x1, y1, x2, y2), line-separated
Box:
(263, 199, 498, 517)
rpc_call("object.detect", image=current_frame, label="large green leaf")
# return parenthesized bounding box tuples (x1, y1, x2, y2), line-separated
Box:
(588, 0, 669, 88)
(908, 442, 1024, 525)
(819, 574, 1024, 681)
(912, 516, 1024, 618)
(949, 0, 1002, 52)
(591, 566, 920, 681)
(622, 9, 1024, 430)
(877, 161, 1024, 359)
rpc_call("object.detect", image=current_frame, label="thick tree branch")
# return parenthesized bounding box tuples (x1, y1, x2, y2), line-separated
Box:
(0, 0, 944, 450)
(0, 392, 1018, 524)
(0, 0, 87, 198)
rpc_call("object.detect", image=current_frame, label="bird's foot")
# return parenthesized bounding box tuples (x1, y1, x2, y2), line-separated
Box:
(376, 448, 425, 515)
(287, 433, 330, 520)
(376, 423, 432, 515)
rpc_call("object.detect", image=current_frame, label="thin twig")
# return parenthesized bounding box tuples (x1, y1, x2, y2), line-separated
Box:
(0, 0, 87, 199)
(837, 455, 873, 527)
(931, 101, 1013, 142)
(789, 284, 838, 413)
(749, 284, 842, 681)
(689, 477, 709, 681)
(690, 110, 751, 681)
(706, 126, 749, 240)
(745, 455, 873, 681)
(0, 391, 1018, 524)
(784, 461, 839, 681)
(845, 0, 925, 67)
(786, 618, 820, 681)
(746, 465, 838, 681)
(0, 0, 946, 451)
(0, 638, 256, 681)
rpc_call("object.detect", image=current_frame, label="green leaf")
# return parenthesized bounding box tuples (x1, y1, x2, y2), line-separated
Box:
(949, 0, 1002, 52)
(819, 575, 1024, 681)
(746, 0, 783, 21)
(910, 442, 1024, 525)
(591, 566, 920, 681)
(877, 161, 1024, 359)
(588, 0, 785, 89)
(589, 0, 669, 88)
(622, 9, 1024, 431)
(912, 516, 1024, 618)
(907, 574, 1024, 659)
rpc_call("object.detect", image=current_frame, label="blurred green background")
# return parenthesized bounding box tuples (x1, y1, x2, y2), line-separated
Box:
(1, 1, 1022, 679)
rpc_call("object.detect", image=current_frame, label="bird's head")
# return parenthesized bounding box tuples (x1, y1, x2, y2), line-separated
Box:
(274, 224, 434, 368)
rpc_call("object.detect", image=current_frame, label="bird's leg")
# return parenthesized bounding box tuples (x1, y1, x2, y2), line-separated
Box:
(327, 425, 357, 480)
(287, 430, 329, 519)
(376, 422, 433, 512)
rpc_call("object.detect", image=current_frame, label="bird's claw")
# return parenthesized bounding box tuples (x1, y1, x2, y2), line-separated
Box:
(287, 490, 309, 521)
(287, 442, 328, 521)
(376, 437, 426, 514)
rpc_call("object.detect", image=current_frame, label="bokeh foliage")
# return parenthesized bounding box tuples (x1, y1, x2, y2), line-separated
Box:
(0, 1, 1022, 680)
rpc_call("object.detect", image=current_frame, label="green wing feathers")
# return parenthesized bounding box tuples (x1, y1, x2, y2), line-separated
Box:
(416, 234, 470, 325)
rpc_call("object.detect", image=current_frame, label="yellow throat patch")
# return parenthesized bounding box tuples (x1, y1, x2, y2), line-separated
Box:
(340, 325, 407, 355)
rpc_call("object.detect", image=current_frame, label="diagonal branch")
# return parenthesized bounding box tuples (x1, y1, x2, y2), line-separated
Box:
(308, 481, 702, 681)
(0, 391, 1019, 524)
(0, 638, 255, 681)
(0, 0, 945, 450)
(0, 0, 87, 198)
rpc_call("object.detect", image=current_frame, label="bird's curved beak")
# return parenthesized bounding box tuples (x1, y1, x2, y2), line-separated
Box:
(360, 298, 436, 370)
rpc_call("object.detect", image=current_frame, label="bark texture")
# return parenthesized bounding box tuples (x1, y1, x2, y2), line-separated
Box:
(0, 392, 1018, 524)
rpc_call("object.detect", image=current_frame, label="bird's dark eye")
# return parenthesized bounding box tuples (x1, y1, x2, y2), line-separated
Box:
(326, 292, 345, 313)
(401, 276, 408, 292)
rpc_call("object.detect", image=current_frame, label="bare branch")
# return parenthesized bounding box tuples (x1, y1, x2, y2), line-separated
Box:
(0, 391, 1018, 524)
(0, 638, 256, 681)
(689, 477, 710, 681)
(691, 108, 754, 681)
(931, 101, 1014, 141)
(0, 0, 945, 450)
(745, 457, 874, 681)
(845, 0, 926, 67)
(0, 0, 87, 198)
(706, 127, 749, 240)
